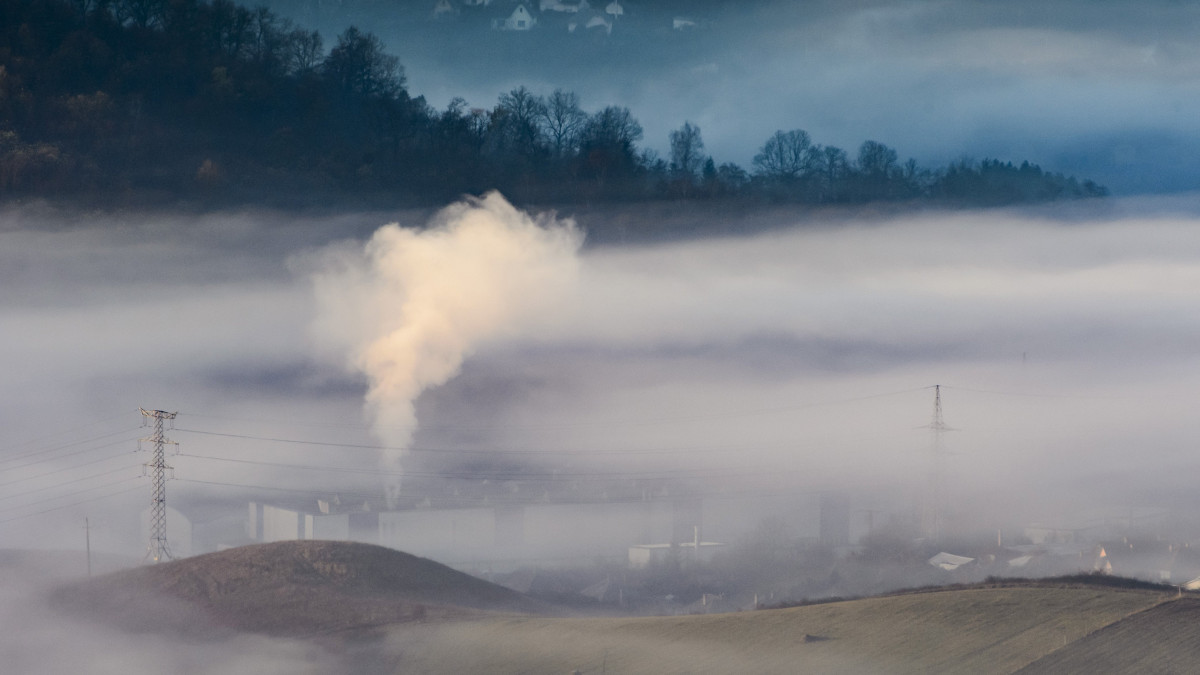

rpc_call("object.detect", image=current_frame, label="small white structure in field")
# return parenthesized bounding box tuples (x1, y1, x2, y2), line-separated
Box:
(586, 14, 611, 34)
(605, 1, 623, 18)
(928, 551, 975, 571)
(1007, 554, 1034, 568)
(673, 17, 696, 30)
(462, 0, 491, 6)
(628, 542, 727, 568)
(495, 4, 537, 30)
(629, 526, 725, 568)
(433, 0, 456, 18)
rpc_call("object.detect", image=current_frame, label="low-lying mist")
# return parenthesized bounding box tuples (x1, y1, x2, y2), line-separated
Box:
(3, 194, 1200, 552)
(0, 552, 340, 675)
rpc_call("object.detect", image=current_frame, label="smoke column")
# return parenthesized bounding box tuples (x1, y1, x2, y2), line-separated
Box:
(311, 192, 583, 505)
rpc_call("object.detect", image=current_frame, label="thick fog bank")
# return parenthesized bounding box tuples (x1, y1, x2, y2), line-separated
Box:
(3, 197, 1200, 553)
(0, 553, 343, 675)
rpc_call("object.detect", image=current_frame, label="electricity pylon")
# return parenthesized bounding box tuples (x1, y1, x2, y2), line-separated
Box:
(921, 385, 954, 540)
(139, 408, 177, 563)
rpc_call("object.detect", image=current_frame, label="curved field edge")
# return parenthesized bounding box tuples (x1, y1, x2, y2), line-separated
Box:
(1016, 597, 1200, 673)
(376, 586, 1166, 675)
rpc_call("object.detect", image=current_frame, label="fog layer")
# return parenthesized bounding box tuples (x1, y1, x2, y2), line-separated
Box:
(3, 198, 1200, 550)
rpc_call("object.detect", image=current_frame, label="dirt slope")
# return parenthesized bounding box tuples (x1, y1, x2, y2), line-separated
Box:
(55, 540, 549, 637)
(1017, 596, 1200, 674)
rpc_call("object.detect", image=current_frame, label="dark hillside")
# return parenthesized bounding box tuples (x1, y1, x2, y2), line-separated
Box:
(0, 0, 1105, 209)
(54, 540, 551, 637)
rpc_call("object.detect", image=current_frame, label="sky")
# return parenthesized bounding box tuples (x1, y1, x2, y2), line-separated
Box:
(258, 0, 1200, 194)
(5, 195, 1200, 557)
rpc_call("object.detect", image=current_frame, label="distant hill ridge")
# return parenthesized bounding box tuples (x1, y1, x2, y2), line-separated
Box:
(55, 540, 550, 637)
(0, 0, 1105, 208)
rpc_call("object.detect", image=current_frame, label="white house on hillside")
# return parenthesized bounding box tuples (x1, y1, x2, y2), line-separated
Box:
(495, 4, 537, 30)
(567, 9, 610, 34)
(593, 17, 613, 33)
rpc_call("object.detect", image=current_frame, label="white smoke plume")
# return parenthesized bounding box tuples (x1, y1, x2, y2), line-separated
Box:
(311, 192, 583, 505)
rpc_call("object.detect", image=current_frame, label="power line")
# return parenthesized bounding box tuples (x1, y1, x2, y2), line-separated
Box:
(0, 476, 144, 517)
(939, 385, 1131, 400)
(175, 385, 930, 434)
(177, 477, 376, 499)
(175, 411, 374, 430)
(0, 428, 142, 468)
(172, 428, 469, 453)
(0, 463, 144, 503)
(0, 385, 935, 541)
(175, 477, 834, 506)
(0, 449, 138, 490)
(0, 409, 139, 457)
(0, 482, 145, 527)
(174, 427, 826, 456)
(177, 451, 801, 481)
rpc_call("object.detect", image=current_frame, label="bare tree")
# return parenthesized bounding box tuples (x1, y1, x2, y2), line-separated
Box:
(578, 106, 644, 183)
(246, 7, 286, 72)
(669, 121, 706, 178)
(286, 29, 324, 75)
(580, 106, 642, 152)
(111, 0, 166, 28)
(206, 0, 252, 60)
(812, 144, 849, 200)
(856, 140, 898, 178)
(717, 162, 749, 191)
(539, 88, 586, 158)
(323, 27, 405, 100)
(493, 85, 547, 157)
(752, 129, 813, 180)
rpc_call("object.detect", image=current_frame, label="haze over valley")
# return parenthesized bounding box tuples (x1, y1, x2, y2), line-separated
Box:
(5, 0, 1200, 672)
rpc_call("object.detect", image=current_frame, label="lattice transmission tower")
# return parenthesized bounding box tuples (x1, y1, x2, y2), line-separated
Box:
(921, 385, 954, 540)
(139, 408, 178, 563)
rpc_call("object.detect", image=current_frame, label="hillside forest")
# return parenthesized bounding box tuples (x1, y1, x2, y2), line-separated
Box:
(0, 0, 1108, 207)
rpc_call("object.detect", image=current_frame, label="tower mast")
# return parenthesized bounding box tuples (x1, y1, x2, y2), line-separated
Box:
(922, 385, 952, 540)
(139, 408, 177, 563)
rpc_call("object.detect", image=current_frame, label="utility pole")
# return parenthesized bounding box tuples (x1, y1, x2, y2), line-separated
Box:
(921, 385, 953, 540)
(84, 517, 91, 577)
(139, 408, 177, 563)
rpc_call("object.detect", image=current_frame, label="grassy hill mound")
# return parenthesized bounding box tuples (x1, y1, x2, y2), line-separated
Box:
(376, 585, 1174, 674)
(54, 540, 549, 637)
